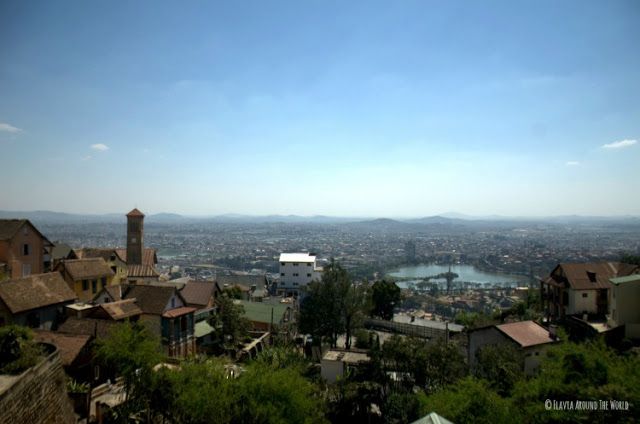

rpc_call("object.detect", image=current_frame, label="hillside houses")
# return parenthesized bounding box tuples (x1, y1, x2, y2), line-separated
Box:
(0, 272, 76, 329)
(0, 219, 53, 279)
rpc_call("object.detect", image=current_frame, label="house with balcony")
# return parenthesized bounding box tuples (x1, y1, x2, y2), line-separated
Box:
(540, 262, 639, 321)
(117, 284, 196, 358)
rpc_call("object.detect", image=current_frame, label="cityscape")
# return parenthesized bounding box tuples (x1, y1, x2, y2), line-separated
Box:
(1, 1, 639, 423)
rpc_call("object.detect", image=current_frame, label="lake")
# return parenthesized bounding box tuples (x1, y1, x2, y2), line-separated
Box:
(389, 264, 529, 287)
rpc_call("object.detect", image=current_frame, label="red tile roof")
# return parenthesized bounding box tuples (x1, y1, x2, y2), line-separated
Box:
(58, 258, 115, 280)
(162, 306, 196, 318)
(33, 330, 91, 367)
(114, 248, 157, 267)
(123, 285, 178, 315)
(96, 299, 142, 320)
(0, 272, 77, 313)
(127, 265, 159, 278)
(496, 321, 556, 348)
(180, 281, 217, 307)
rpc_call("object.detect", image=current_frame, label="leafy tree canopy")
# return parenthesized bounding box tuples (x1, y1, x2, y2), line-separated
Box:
(370, 280, 401, 320)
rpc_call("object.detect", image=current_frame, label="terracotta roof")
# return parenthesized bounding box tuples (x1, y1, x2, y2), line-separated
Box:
(74, 248, 118, 262)
(0, 219, 26, 240)
(33, 330, 91, 367)
(57, 317, 118, 339)
(162, 306, 196, 318)
(0, 219, 52, 246)
(496, 321, 556, 348)
(127, 264, 159, 278)
(126, 208, 145, 217)
(102, 285, 125, 301)
(0, 272, 77, 314)
(180, 281, 217, 307)
(549, 262, 639, 290)
(59, 258, 114, 281)
(123, 285, 178, 315)
(115, 248, 157, 266)
(95, 299, 142, 320)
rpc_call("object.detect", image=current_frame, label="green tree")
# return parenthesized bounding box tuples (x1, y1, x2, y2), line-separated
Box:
(370, 280, 401, 320)
(419, 377, 515, 424)
(299, 260, 366, 349)
(511, 338, 640, 423)
(0, 325, 43, 375)
(474, 343, 524, 396)
(236, 362, 328, 424)
(157, 359, 238, 424)
(94, 322, 162, 419)
(453, 311, 496, 329)
(215, 295, 250, 350)
(378, 336, 466, 392)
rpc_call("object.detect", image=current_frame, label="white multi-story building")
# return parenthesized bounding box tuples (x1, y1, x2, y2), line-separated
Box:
(278, 253, 323, 296)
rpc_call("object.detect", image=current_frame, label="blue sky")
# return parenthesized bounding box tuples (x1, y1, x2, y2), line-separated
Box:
(1, 1, 639, 217)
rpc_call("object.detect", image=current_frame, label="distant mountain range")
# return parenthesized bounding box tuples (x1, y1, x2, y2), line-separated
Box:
(0, 210, 638, 226)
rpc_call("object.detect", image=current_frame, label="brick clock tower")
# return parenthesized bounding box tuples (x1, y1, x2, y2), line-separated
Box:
(126, 208, 145, 266)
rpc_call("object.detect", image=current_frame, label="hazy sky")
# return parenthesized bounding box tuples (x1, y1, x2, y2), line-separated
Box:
(1, 1, 639, 217)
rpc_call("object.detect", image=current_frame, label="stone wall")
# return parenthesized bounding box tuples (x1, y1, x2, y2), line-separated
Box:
(0, 344, 75, 424)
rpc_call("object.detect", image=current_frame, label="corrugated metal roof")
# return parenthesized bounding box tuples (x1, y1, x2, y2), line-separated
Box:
(194, 321, 215, 338)
(237, 300, 289, 324)
(610, 274, 640, 285)
(496, 320, 556, 348)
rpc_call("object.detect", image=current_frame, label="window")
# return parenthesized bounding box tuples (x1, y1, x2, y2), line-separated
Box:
(280, 282, 285, 285)
(280, 273, 285, 276)
(92, 280, 97, 294)
(131, 237, 137, 243)
(293, 282, 298, 286)
(82, 280, 89, 291)
(171, 298, 176, 308)
(280, 262, 285, 266)
(293, 263, 299, 266)
(307, 263, 311, 267)
(293, 273, 299, 277)
(21, 263, 31, 277)
(307, 273, 311, 277)
(23, 244, 30, 256)
(101, 277, 107, 288)
(23, 226, 29, 235)
(104, 297, 110, 303)
(582, 293, 588, 298)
